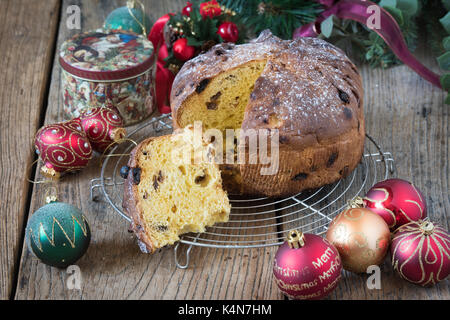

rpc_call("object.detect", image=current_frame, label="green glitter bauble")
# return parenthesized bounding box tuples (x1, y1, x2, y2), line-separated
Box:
(26, 202, 91, 268)
(104, 6, 151, 35)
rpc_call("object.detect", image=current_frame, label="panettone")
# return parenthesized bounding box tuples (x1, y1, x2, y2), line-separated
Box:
(170, 30, 365, 197)
(122, 126, 230, 253)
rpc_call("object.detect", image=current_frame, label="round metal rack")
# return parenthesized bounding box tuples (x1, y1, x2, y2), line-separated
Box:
(90, 113, 396, 268)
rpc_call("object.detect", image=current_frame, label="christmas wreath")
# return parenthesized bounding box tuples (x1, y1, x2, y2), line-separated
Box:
(145, 0, 449, 112)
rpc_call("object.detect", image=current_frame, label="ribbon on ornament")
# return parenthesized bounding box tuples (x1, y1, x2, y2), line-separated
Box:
(294, 0, 442, 89)
(148, 14, 175, 114)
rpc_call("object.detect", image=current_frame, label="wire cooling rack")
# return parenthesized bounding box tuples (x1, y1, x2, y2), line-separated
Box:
(90, 113, 396, 268)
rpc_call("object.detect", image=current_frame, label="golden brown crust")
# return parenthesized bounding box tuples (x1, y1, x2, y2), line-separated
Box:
(122, 138, 156, 253)
(170, 30, 365, 197)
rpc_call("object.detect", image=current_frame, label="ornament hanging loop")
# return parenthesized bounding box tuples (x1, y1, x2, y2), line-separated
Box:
(126, 0, 147, 36)
(287, 230, 305, 249)
(99, 137, 138, 168)
(26, 158, 59, 184)
(44, 185, 58, 204)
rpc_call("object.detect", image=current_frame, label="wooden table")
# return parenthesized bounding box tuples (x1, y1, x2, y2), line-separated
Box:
(1, 0, 448, 300)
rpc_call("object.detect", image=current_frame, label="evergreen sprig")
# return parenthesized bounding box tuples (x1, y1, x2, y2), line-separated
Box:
(219, 0, 322, 39)
(219, 0, 418, 69)
(431, 0, 450, 103)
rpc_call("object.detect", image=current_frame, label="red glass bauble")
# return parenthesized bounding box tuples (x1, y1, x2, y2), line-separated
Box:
(79, 107, 126, 153)
(172, 38, 196, 61)
(35, 118, 92, 179)
(364, 178, 427, 229)
(217, 22, 239, 43)
(182, 2, 192, 16)
(273, 231, 342, 300)
(391, 220, 450, 286)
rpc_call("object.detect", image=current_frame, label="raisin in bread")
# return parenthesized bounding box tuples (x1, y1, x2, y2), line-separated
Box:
(171, 30, 365, 197)
(122, 126, 230, 253)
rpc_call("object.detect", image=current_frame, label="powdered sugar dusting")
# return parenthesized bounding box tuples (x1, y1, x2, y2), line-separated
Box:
(172, 30, 363, 143)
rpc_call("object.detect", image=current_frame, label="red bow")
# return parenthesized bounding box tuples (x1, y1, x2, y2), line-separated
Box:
(294, 0, 442, 89)
(148, 14, 175, 114)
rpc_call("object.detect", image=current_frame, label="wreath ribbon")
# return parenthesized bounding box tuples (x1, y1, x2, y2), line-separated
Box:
(293, 0, 442, 89)
(148, 14, 175, 114)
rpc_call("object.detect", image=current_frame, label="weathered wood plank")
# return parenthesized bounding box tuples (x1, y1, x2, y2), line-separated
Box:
(0, 0, 60, 300)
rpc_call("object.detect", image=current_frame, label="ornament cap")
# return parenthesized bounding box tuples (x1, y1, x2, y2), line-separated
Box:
(40, 166, 61, 180)
(110, 127, 126, 142)
(45, 195, 58, 204)
(420, 221, 435, 235)
(348, 196, 364, 208)
(287, 230, 305, 249)
(126, 0, 137, 9)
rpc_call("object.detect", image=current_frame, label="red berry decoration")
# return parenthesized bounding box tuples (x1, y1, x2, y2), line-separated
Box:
(79, 107, 126, 153)
(364, 178, 427, 229)
(172, 38, 196, 61)
(35, 118, 93, 179)
(391, 220, 450, 286)
(199, 0, 222, 19)
(182, 1, 192, 16)
(217, 22, 239, 43)
(273, 230, 342, 300)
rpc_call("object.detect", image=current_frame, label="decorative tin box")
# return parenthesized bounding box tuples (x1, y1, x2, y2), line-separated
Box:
(59, 29, 155, 126)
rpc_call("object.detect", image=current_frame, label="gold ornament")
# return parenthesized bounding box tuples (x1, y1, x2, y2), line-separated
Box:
(326, 207, 391, 273)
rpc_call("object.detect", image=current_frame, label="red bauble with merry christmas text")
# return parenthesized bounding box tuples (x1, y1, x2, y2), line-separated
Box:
(173, 38, 196, 61)
(364, 178, 427, 229)
(35, 118, 92, 179)
(79, 107, 126, 153)
(217, 22, 239, 43)
(273, 231, 342, 300)
(391, 220, 450, 286)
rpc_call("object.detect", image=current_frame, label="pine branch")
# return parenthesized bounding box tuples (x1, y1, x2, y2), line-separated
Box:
(219, 0, 322, 39)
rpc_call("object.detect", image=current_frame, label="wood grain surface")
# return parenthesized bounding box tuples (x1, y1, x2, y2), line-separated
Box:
(0, 0, 60, 300)
(6, 0, 450, 300)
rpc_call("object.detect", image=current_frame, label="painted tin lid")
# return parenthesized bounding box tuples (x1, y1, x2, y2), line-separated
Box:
(59, 29, 154, 81)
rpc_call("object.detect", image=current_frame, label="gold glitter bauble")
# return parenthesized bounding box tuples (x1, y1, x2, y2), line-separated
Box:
(326, 207, 390, 273)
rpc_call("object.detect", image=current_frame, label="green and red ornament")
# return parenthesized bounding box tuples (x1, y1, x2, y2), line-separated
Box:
(273, 230, 342, 300)
(104, 0, 151, 35)
(364, 178, 427, 230)
(26, 197, 91, 268)
(391, 220, 450, 286)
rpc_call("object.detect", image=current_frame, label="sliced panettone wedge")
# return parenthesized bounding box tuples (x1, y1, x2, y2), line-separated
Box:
(122, 126, 230, 253)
